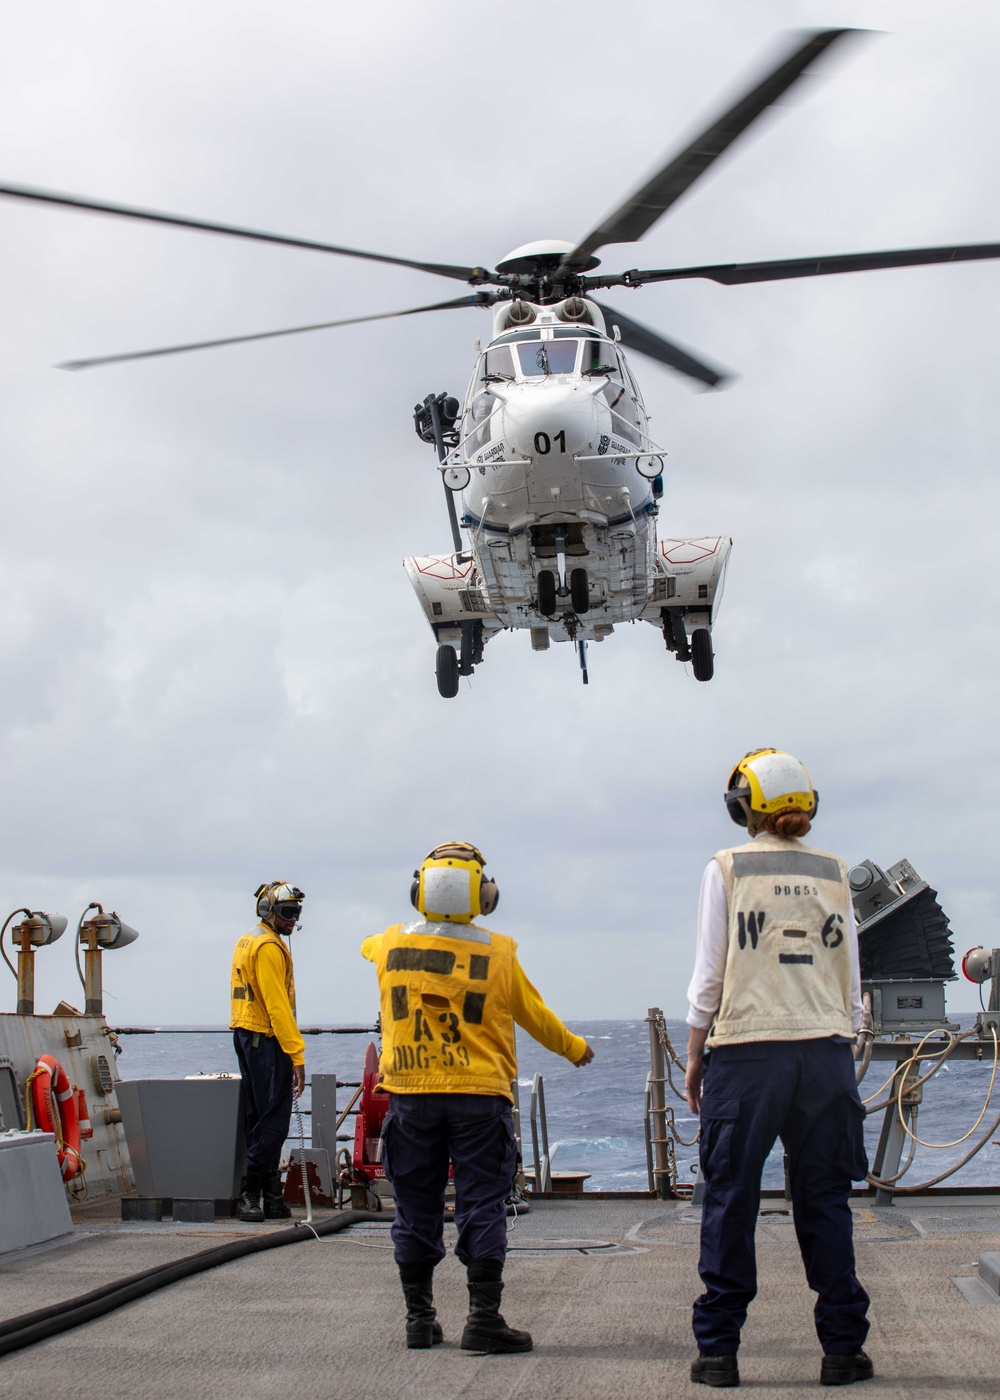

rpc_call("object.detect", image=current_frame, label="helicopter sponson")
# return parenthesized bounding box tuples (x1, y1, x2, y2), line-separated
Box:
(405, 289, 730, 697)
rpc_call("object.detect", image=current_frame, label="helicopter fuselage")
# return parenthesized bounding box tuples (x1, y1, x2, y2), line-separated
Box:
(461, 305, 656, 638)
(404, 295, 731, 688)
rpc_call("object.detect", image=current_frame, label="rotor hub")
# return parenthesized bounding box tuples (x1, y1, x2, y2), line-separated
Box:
(495, 240, 601, 276)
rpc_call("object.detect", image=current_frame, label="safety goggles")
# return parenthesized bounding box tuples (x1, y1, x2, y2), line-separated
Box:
(274, 902, 303, 922)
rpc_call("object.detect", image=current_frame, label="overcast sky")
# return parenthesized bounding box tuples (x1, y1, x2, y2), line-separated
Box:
(1, 0, 998, 1032)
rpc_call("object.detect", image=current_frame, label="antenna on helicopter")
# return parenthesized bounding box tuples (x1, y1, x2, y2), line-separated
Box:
(577, 639, 589, 687)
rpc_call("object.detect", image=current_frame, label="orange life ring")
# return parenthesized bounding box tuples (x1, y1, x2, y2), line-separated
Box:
(30, 1054, 84, 1182)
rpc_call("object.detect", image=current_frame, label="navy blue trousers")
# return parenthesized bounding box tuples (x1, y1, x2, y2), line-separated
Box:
(694, 1039, 870, 1357)
(232, 1029, 293, 1175)
(382, 1093, 517, 1268)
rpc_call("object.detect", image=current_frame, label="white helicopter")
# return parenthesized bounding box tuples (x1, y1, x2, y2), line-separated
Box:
(4, 27, 1000, 697)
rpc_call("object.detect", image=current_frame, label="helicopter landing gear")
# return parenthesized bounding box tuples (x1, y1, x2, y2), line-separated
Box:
(660, 606, 691, 663)
(536, 570, 557, 617)
(554, 525, 570, 601)
(435, 643, 459, 698)
(436, 622, 483, 698)
(459, 620, 484, 676)
(691, 628, 714, 682)
(569, 568, 590, 615)
(662, 606, 714, 680)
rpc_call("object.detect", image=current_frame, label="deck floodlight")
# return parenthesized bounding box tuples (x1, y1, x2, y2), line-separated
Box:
(2, 907, 69, 1013)
(14, 912, 68, 947)
(963, 947, 995, 983)
(78, 903, 140, 1015)
(81, 909, 140, 950)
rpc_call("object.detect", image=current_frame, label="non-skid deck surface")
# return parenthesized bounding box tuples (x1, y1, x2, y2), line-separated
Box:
(1, 1197, 999, 1399)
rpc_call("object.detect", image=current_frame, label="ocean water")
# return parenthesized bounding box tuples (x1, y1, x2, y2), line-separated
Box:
(116, 1016, 1000, 1192)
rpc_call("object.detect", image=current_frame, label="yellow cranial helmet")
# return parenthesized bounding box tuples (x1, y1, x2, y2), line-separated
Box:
(410, 842, 499, 923)
(724, 748, 818, 828)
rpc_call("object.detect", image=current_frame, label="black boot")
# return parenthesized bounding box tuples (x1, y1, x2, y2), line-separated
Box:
(691, 1353, 740, 1387)
(236, 1172, 265, 1223)
(261, 1172, 292, 1219)
(460, 1261, 532, 1354)
(398, 1263, 443, 1348)
(821, 1351, 874, 1386)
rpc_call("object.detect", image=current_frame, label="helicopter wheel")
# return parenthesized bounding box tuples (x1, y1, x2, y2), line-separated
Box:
(691, 628, 714, 682)
(569, 568, 590, 615)
(435, 643, 460, 698)
(536, 570, 557, 617)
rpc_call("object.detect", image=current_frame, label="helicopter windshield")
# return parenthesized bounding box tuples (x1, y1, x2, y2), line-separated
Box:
(516, 340, 578, 377)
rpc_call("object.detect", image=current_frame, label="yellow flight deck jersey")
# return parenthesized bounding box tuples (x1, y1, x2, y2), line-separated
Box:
(230, 923, 306, 1066)
(361, 922, 587, 1099)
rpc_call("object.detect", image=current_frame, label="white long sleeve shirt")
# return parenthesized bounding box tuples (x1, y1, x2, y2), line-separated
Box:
(685, 848, 863, 1034)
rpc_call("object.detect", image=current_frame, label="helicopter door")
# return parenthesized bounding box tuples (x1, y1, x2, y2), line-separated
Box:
(601, 350, 642, 447)
(464, 345, 514, 456)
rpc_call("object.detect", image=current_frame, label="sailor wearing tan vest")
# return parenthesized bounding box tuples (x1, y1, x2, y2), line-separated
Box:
(230, 881, 306, 1223)
(361, 842, 594, 1354)
(685, 751, 872, 1390)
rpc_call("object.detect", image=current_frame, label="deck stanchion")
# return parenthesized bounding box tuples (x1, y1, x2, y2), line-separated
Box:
(528, 1074, 552, 1193)
(646, 1006, 672, 1198)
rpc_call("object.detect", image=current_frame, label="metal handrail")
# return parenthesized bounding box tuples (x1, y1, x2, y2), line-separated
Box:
(111, 1026, 377, 1036)
(643, 1072, 656, 1193)
(528, 1072, 552, 1192)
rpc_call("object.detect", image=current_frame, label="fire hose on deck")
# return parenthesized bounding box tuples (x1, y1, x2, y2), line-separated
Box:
(0, 1208, 384, 1359)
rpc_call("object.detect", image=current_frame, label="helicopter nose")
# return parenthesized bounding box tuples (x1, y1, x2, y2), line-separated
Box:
(502, 383, 599, 458)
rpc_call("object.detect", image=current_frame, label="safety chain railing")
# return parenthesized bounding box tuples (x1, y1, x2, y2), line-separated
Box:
(645, 1007, 700, 1198)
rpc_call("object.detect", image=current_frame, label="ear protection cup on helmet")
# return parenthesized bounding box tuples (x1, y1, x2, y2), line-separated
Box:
(410, 872, 421, 911)
(255, 881, 305, 925)
(480, 878, 499, 916)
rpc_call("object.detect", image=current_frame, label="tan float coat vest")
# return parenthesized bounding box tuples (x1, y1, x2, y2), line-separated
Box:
(708, 833, 853, 1047)
(362, 923, 517, 1097)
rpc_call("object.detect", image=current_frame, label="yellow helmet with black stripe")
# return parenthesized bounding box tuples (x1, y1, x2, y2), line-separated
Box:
(724, 749, 818, 827)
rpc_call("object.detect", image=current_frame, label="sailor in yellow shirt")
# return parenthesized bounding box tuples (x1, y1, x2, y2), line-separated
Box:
(230, 881, 307, 1223)
(361, 841, 594, 1355)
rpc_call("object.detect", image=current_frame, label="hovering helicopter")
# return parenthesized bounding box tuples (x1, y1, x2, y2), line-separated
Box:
(3, 27, 1000, 697)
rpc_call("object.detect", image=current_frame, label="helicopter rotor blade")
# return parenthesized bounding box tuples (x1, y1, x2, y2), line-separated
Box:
(597, 242, 1000, 287)
(0, 181, 494, 284)
(562, 27, 860, 272)
(57, 294, 496, 371)
(593, 301, 729, 389)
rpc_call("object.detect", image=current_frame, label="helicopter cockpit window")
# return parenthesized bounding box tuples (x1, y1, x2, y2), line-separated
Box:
(516, 340, 578, 377)
(482, 345, 515, 382)
(580, 338, 619, 376)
